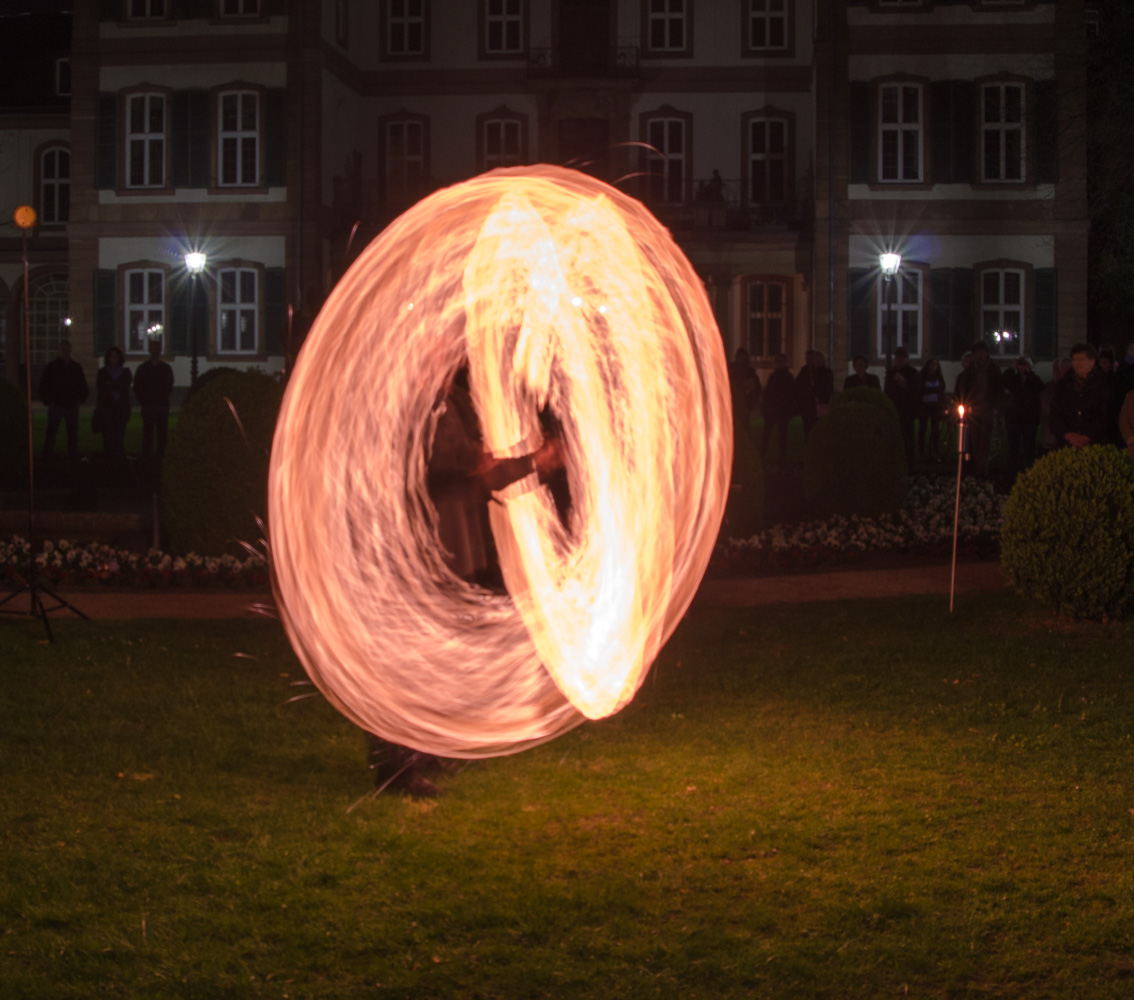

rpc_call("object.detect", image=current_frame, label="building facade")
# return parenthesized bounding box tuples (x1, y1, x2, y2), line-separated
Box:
(0, 0, 1087, 392)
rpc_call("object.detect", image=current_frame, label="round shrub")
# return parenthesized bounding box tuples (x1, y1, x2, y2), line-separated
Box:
(802, 401, 907, 518)
(161, 369, 283, 555)
(0, 377, 29, 487)
(724, 412, 764, 539)
(1001, 445, 1134, 620)
(180, 365, 239, 408)
(831, 385, 899, 418)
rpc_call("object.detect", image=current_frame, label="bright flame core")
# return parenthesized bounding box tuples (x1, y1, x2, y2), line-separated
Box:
(268, 165, 732, 758)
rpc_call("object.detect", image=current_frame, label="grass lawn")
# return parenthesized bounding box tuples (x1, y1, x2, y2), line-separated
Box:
(1, 592, 1131, 999)
(29, 410, 179, 462)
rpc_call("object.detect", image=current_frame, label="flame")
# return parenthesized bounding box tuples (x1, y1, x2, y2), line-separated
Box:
(268, 165, 732, 757)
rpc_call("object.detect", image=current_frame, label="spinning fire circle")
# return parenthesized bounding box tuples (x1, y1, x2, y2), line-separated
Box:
(269, 164, 731, 757)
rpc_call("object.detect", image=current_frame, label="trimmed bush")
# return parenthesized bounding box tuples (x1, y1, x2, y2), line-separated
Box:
(724, 412, 764, 539)
(181, 365, 239, 408)
(802, 400, 907, 518)
(1001, 445, 1134, 620)
(161, 369, 283, 555)
(831, 385, 898, 417)
(0, 377, 29, 487)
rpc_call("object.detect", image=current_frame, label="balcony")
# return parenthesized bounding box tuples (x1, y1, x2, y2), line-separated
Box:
(643, 176, 809, 233)
(527, 44, 640, 79)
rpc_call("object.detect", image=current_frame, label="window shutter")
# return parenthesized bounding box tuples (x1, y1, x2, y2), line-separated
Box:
(263, 267, 287, 355)
(951, 81, 976, 185)
(849, 82, 871, 184)
(187, 90, 210, 188)
(169, 276, 190, 354)
(929, 269, 953, 358)
(97, 93, 117, 190)
(264, 88, 287, 188)
(951, 267, 974, 359)
(94, 270, 117, 356)
(170, 91, 190, 189)
(930, 81, 954, 184)
(1033, 267, 1057, 360)
(1033, 79, 1058, 184)
(848, 267, 872, 359)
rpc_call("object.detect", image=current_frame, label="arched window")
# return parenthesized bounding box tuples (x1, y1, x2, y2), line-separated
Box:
(29, 275, 70, 366)
(40, 147, 71, 224)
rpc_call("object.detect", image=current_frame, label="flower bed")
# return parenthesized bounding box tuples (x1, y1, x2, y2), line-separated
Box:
(0, 537, 270, 590)
(712, 475, 1004, 576)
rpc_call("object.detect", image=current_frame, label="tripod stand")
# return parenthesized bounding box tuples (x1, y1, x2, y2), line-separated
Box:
(0, 205, 87, 641)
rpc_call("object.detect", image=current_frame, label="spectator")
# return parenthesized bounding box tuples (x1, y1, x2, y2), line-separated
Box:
(1050, 342, 1114, 450)
(134, 338, 175, 467)
(1119, 387, 1134, 461)
(1001, 355, 1044, 477)
(1117, 339, 1134, 399)
(843, 354, 880, 391)
(795, 350, 833, 439)
(1039, 356, 1071, 454)
(953, 350, 974, 396)
(38, 339, 88, 462)
(761, 353, 795, 468)
(812, 351, 834, 418)
(93, 346, 132, 461)
(917, 357, 947, 462)
(953, 341, 1002, 477)
(884, 346, 920, 469)
(727, 347, 762, 418)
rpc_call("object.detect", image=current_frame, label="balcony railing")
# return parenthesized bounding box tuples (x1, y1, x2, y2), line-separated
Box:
(643, 176, 808, 232)
(527, 44, 640, 78)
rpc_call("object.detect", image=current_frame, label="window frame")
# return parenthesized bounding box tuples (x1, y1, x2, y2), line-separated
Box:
(381, 0, 430, 61)
(976, 260, 1031, 358)
(741, 0, 793, 59)
(642, 0, 693, 59)
(37, 144, 71, 227)
(742, 108, 793, 208)
(641, 108, 692, 206)
(479, 0, 527, 59)
(877, 79, 924, 184)
(218, 0, 262, 17)
(743, 276, 792, 364)
(379, 112, 430, 213)
(875, 263, 927, 361)
(979, 78, 1027, 184)
(477, 108, 528, 172)
(124, 90, 169, 190)
(127, 0, 169, 18)
(215, 87, 262, 189)
(122, 265, 167, 356)
(215, 262, 262, 356)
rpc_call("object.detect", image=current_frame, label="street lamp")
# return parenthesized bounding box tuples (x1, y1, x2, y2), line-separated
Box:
(879, 251, 901, 372)
(184, 250, 207, 385)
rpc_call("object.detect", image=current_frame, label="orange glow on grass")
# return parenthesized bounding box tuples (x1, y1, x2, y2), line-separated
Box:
(268, 165, 732, 757)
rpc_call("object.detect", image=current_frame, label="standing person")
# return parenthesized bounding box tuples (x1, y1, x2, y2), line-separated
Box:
(795, 349, 819, 440)
(94, 346, 132, 461)
(953, 341, 1002, 477)
(727, 347, 762, 419)
(843, 355, 880, 391)
(953, 351, 974, 395)
(1001, 355, 1044, 477)
(1050, 342, 1114, 450)
(761, 353, 796, 468)
(811, 351, 834, 419)
(38, 339, 88, 462)
(917, 358, 947, 461)
(884, 346, 920, 469)
(1039, 356, 1070, 455)
(1117, 339, 1134, 399)
(1119, 387, 1134, 461)
(133, 338, 175, 467)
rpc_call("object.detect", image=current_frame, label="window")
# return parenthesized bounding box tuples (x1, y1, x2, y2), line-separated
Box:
(879, 82, 922, 182)
(645, 116, 687, 204)
(385, 0, 427, 56)
(745, 279, 788, 361)
(218, 268, 258, 353)
(127, 93, 166, 188)
(485, 0, 523, 54)
(877, 268, 923, 359)
(29, 275, 69, 366)
(646, 0, 687, 53)
(55, 58, 70, 97)
(218, 91, 259, 186)
(748, 117, 787, 204)
(982, 82, 1025, 182)
(981, 268, 1024, 356)
(747, 0, 787, 51)
(40, 147, 70, 224)
(125, 269, 165, 354)
(480, 114, 524, 171)
(383, 117, 427, 208)
(129, 0, 167, 16)
(220, 0, 260, 15)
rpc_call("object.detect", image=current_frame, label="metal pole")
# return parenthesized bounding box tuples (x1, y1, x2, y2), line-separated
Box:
(21, 227, 36, 579)
(949, 406, 966, 614)
(189, 273, 198, 385)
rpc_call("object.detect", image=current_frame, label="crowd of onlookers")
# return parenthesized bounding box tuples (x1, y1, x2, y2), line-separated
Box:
(37, 340, 174, 468)
(728, 338, 1134, 479)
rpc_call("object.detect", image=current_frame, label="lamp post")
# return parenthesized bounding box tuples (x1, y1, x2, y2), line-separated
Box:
(184, 250, 207, 385)
(879, 251, 901, 372)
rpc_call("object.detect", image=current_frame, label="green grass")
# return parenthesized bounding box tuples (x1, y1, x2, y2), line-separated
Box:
(31, 410, 180, 460)
(2, 593, 1132, 998)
